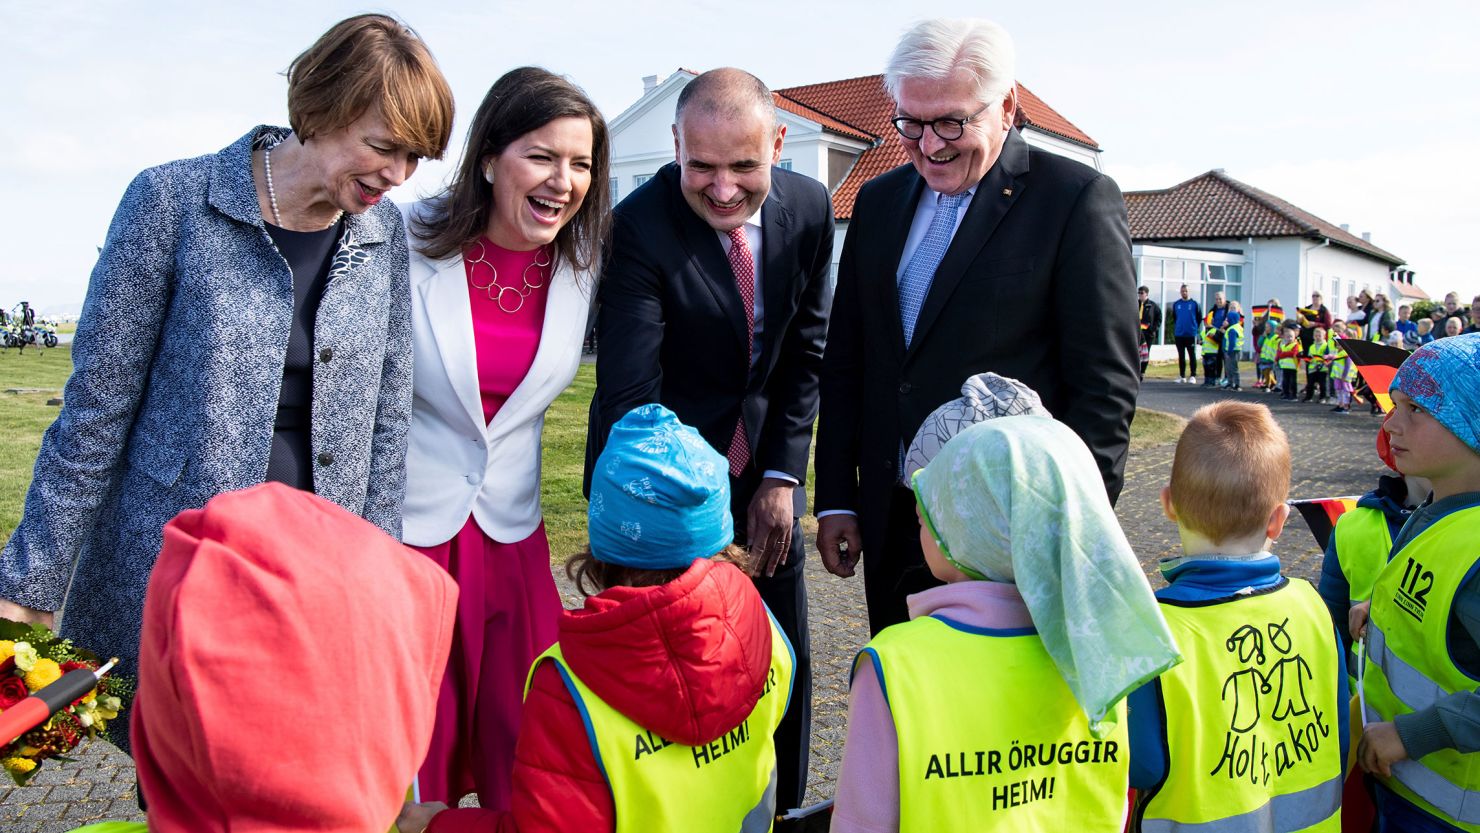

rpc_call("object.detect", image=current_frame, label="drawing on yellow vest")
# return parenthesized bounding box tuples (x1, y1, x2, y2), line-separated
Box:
(1212, 617, 1330, 783)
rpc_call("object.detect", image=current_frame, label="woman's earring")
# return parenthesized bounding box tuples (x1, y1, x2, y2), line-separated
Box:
(483, 166, 495, 185)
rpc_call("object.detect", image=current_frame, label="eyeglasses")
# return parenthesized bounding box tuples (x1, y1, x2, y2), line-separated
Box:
(891, 101, 993, 141)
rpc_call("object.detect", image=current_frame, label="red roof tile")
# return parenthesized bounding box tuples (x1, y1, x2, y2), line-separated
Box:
(775, 74, 1098, 219)
(1124, 170, 1405, 266)
(772, 94, 875, 143)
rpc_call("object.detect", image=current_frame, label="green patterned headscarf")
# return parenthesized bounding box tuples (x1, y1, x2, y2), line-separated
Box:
(912, 415, 1181, 737)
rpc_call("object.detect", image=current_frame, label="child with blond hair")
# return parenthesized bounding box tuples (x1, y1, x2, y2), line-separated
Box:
(1128, 401, 1347, 832)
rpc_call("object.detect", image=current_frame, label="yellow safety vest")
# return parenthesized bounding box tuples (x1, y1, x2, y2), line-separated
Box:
(1363, 505, 1480, 830)
(66, 825, 147, 833)
(1140, 579, 1342, 832)
(862, 615, 1129, 832)
(1260, 335, 1279, 362)
(1202, 329, 1221, 355)
(1307, 340, 1330, 365)
(528, 612, 794, 833)
(1334, 507, 1395, 682)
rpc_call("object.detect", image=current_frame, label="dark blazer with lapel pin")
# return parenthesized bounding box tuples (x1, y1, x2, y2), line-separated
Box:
(815, 128, 1139, 552)
(585, 161, 834, 512)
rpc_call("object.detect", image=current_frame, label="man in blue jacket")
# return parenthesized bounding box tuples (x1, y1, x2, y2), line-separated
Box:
(1170, 284, 1201, 383)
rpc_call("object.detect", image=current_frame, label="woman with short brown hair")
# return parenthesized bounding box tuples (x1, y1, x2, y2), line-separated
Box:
(0, 14, 454, 755)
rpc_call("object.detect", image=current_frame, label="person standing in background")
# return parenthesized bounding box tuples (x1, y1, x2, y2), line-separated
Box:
(1137, 285, 1161, 379)
(1170, 284, 1201, 383)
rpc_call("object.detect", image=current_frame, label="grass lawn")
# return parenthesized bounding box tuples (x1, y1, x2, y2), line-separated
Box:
(0, 352, 1179, 560)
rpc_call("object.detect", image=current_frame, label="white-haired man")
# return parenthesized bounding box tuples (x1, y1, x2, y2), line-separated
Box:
(814, 18, 1139, 634)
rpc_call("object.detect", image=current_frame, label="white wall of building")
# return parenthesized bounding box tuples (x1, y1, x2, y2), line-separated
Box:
(1306, 241, 1396, 311)
(1022, 130, 1101, 171)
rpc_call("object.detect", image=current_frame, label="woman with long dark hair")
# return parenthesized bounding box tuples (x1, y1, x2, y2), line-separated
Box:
(401, 67, 611, 809)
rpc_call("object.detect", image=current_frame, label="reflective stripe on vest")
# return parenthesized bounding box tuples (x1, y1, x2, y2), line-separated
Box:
(1141, 579, 1342, 833)
(65, 825, 149, 833)
(527, 610, 794, 833)
(1362, 505, 1480, 830)
(862, 615, 1129, 833)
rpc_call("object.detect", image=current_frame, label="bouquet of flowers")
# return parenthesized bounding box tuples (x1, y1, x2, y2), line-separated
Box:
(0, 619, 131, 785)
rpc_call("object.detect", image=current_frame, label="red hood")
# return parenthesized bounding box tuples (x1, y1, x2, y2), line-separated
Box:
(133, 483, 458, 833)
(559, 559, 773, 747)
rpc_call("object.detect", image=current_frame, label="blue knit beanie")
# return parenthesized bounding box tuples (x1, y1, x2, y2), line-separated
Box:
(588, 405, 733, 569)
(1393, 332, 1480, 455)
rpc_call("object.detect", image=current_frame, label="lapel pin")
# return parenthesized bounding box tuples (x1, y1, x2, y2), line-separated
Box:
(1002, 188, 1013, 197)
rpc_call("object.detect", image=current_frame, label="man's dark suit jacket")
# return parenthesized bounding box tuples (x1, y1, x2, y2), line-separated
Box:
(815, 129, 1139, 548)
(585, 161, 834, 511)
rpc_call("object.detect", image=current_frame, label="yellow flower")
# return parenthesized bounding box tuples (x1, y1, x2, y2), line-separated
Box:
(1, 757, 36, 774)
(0, 640, 14, 662)
(17, 746, 40, 757)
(22, 658, 61, 691)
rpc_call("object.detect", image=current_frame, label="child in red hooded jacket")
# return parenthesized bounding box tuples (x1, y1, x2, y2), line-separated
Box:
(402, 405, 795, 833)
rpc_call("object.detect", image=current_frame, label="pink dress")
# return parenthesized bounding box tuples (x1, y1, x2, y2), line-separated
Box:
(411, 239, 563, 810)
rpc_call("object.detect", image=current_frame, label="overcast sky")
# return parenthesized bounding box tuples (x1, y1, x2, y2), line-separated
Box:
(5, 0, 1477, 314)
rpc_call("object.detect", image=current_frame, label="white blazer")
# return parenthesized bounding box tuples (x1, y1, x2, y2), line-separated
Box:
(400, 203, 592, 546)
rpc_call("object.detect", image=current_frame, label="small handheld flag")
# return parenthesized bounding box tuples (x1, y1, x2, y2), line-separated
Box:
(1289, 497, 1359, 551)
(1339, 338, 1410, 414)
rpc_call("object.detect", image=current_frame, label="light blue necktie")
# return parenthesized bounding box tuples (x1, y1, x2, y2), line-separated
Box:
(898, 192, 966, 347)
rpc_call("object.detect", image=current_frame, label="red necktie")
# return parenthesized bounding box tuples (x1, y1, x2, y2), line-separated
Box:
(726, 226, 755, 477)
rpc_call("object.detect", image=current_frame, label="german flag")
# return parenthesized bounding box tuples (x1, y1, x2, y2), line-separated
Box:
(1339, 338, 1409, 414)
(1252, 304, 1284, 323)
(1289, 496, 1359, 551)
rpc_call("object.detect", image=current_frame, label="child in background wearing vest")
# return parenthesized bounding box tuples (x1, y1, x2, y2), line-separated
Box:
(1223, 303, 1244, 391)
(1201, 323, 1222, 386)
(1276, 324, 1302, 401)
(1127, 401, 1348, 832)
(1348, 334, 1480, 833)
(400, 405, 794, 833)
(1303, 325, 1331, 404)
(1318, 427, 1430, 681)
(831, 415, 1180, 833)
(1326, 329, 1357, 413)
(1257, 325, 1280, 392)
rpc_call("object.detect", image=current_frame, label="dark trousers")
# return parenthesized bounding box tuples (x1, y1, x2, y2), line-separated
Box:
(1282, 368, 1298, 398)
(862, 487, 945, 636)
(1212, 349, 1225, 380)
(1225, 351, 1241, 388)
(731, 476, 811, 812)
(1303, 369, 1329, 401)
(1175, 336, 1197, 377)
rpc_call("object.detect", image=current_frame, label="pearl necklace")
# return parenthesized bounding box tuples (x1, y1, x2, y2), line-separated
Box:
(466, 240, 551, 314)
(263, 135, 343, 229)
(264, 141, 282, 225)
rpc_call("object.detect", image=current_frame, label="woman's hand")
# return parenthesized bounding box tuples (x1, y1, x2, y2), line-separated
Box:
(396, 801, 449, 833)
(0, 599, 53, 629)
(1349, 601, 1372, 643)
(1358, 721, 1408, 777)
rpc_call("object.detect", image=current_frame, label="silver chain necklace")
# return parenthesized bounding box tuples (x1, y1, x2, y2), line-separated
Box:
(466, 240, 551, 314)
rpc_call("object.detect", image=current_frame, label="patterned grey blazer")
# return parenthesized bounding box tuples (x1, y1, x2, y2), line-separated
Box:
(0, 126, 413, 752)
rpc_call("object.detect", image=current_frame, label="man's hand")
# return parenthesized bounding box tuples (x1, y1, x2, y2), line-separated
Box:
(1358, 721, 1408, 777)
(397, 801, 449, 833)
(0, 599, 53, 629)
(817, 513, 862, 578)
(1349, 601, 1372, 643)
(747, 478, 796, 578)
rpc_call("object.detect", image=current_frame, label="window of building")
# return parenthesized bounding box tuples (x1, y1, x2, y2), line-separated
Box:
(609, 177, 618, 203)
(777, 159, 793, 170)
(634, 173, 654, 188)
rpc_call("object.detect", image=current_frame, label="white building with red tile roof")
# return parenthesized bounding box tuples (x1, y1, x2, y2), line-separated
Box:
(1124, 170, 1419, 349)
(607, 70, 1103, 280)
